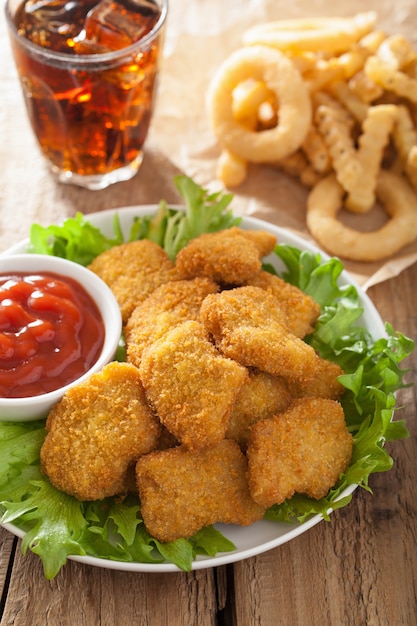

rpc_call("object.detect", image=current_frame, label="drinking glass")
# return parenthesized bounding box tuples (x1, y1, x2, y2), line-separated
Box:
(5, 0, 168, 190)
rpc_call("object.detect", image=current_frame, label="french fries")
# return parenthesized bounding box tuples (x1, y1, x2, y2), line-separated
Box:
(207, 13, 417, 261)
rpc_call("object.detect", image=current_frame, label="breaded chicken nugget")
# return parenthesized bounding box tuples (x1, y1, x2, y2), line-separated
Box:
(287, 357, 345, 401)
(175, 227, 276, 285)
(245, 270, 321, 338)
(125, 277, 219, 367)
(41, 362, 160, 501)
(88, 240, 179, 323)
(200, 286, 322, 384)
(226, 370, 292, 448)
(136, 439, 265, 542)
(246, 398, 353, 507)
(139, 320, 248, 450)
(237, 228, 277, 257)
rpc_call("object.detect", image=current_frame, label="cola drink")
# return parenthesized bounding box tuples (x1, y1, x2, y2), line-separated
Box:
(6, 0, 167, 189)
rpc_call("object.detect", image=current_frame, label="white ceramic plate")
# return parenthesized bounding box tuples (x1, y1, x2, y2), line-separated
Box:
(0, 206, 386, 573)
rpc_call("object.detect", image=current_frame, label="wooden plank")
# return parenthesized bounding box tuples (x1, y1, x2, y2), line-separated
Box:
(1, 545, 219, 626)
(0, 529, 17, 614)
(224, 268, 417, 625)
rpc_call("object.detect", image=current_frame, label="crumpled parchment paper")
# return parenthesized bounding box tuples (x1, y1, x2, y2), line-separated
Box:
(149, 0, 417, 290)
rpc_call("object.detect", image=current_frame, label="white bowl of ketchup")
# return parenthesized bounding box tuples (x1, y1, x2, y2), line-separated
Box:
(0, 254, 122, 421)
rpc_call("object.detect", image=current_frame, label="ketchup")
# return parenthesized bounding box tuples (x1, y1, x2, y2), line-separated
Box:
(0, 272, 105, 398)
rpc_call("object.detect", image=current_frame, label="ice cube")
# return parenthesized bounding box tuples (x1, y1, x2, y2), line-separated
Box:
(19, 0, 98, 52)
(81, 0, 161, 52)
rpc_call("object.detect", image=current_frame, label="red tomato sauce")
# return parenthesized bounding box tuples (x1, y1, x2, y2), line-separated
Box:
(0, 272, 105, 398)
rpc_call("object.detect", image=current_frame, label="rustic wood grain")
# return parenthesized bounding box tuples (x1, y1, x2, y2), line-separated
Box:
(0, 533, 16, 612)
(1, 547, 220, 626)
(221, 269, 417, 626)
(0, 2, 416, 624)
(2, 238, 414, 626)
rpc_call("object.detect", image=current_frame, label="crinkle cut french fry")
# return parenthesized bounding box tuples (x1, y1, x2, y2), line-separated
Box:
(348, 70, 384, 103)
(328, 80, 369, 122)
(274, 150, 308, 177)
(208, 11, 417, 261)
(345, 104, 398, 213)
(392, 104, 417, 164)
(376, 34, 417, 71)
(301, 124, 332, 173)
(303, 58, 344, 93)
(314, 93, 362, 194)
(336, 30, 386, 78)
(273, 151, 322, 188)
(406, 145, 417, 191)
(365, 55, 417, 102)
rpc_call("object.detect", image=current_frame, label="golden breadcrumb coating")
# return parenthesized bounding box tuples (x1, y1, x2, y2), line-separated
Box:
(236, 228, 277, 257)
(246, 398, 353, 507)
(136, 439, 265, 542)
(226, 370, 292, 448)
(287, 357, 345, 400)
(125, 277, 219, 367)
(175, 227, 276, 284)
(245, 270, 321, 337)
(41, 362, 161, 501)
(200, 286, 322, 384)
(88, 240, 179, 323)
(139, 320, 248, 450)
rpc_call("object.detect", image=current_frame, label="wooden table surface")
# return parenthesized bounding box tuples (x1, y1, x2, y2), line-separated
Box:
(0, 2, 416, 625)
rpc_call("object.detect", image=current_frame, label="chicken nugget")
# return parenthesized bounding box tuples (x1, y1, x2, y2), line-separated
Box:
(287, 357, 345, 400)
(41, 362, 160, 501)
(175, 227, 276, 285)
(245, 270, 321, 337)
(125, 277, 219, 367)
(200, 286, 322, 384)
(226, 370, 292, 448)
(237, 228, 278, 257)
(139, 320, 248, 450)
(136, 439, 265, 542)
(88, 240, 179, 323)
(246, 398, 353, 507)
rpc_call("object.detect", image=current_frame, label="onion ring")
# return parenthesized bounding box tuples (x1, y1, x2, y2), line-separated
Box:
(242, 13, 377, 54)
(207, 46, 312, 163)
(306, 170, 417, 261)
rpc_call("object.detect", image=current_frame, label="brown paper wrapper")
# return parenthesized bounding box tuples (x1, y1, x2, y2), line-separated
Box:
(150, 0, 417, 290)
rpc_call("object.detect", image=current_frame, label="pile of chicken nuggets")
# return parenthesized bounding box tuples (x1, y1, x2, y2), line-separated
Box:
(40, 226, 353, 543)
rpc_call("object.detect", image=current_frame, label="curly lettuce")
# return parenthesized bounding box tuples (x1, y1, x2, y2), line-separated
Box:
(29, 175, 240, 264)
(0, 176, 413, 578)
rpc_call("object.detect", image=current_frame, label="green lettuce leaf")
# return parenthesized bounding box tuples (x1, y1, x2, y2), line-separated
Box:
(1, 182, 413, 578)
(127, 175, 241, 260)
(29, 175, 240, 263)
(29, 212, 124, 265)
(191, 525, 236, 557)
(264, 245, 412, 523)
(0, 422, 235, 578)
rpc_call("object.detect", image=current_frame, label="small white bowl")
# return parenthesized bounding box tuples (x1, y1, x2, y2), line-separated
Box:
(0, 254, 122, 422)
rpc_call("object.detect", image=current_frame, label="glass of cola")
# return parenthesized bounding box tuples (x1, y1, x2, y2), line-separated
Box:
(5, 0, 168, 190)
